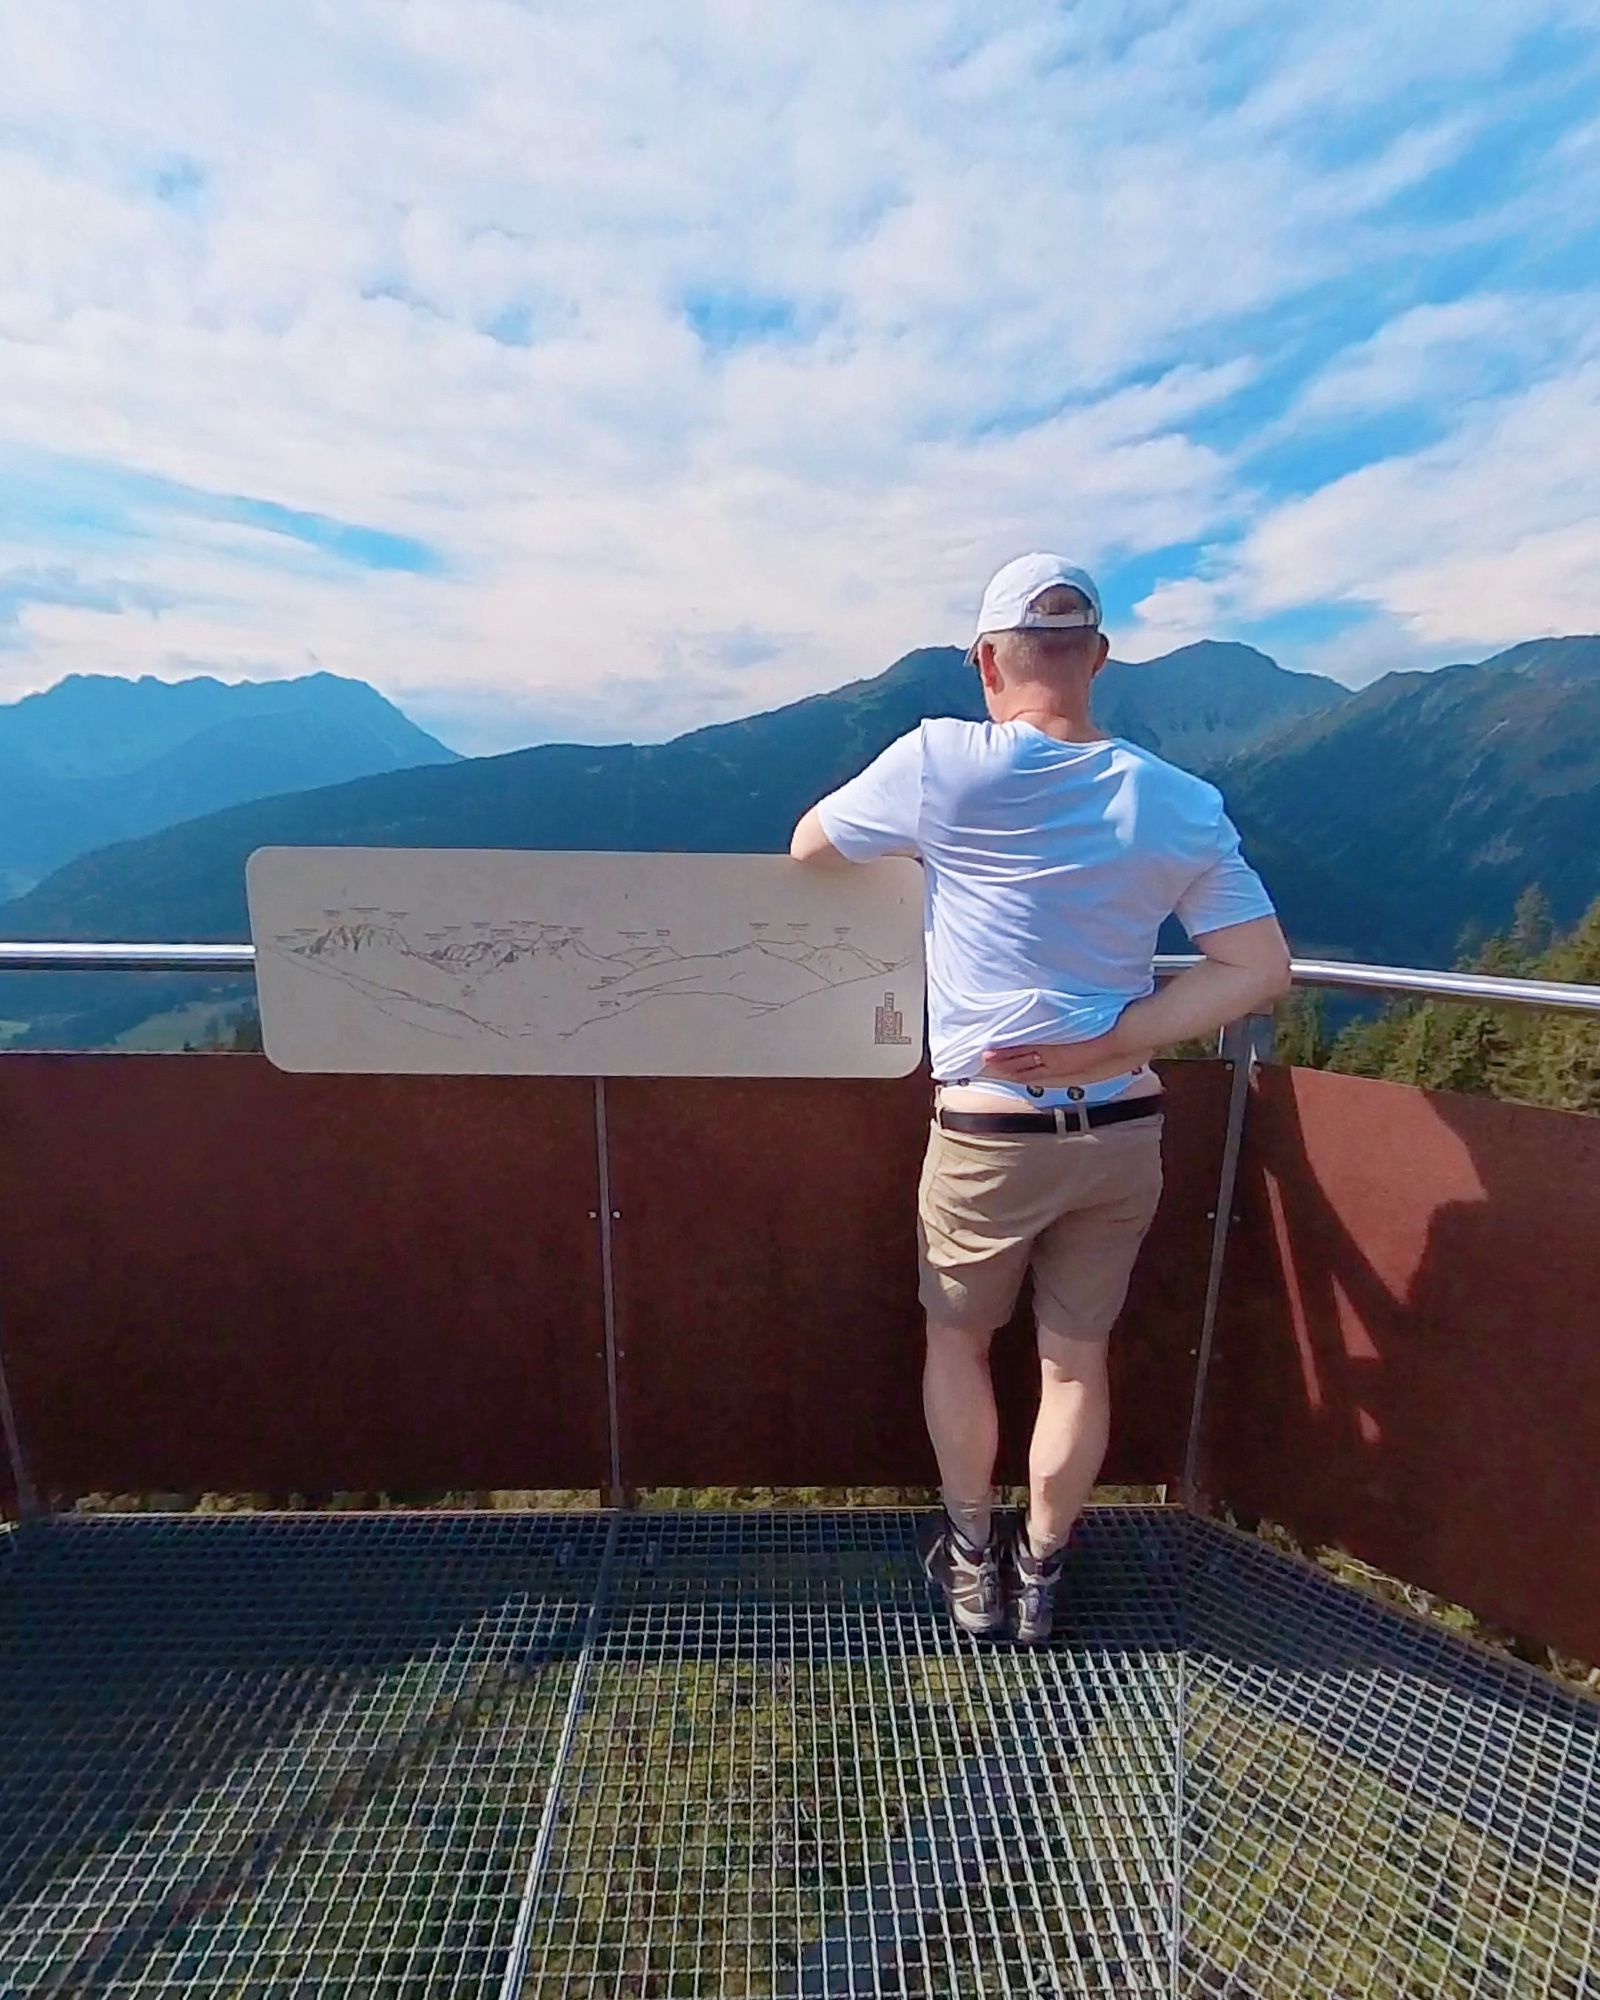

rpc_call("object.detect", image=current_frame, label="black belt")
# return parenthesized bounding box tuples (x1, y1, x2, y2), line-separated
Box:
(937, 1095, 1164, 1136)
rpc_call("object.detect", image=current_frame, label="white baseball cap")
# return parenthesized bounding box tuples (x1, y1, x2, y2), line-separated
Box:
(967, 553, 1103, 663)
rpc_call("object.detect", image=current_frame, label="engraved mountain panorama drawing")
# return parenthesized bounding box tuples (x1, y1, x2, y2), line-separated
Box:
(273, 911, 910, 1043)
(246, 848, 925, 1077)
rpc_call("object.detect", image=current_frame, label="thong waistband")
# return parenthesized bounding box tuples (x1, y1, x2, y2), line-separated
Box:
(935, 1070, 1149, 1109)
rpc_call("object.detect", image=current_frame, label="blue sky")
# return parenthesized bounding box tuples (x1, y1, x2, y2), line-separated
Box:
(2, 2, 1600, 752)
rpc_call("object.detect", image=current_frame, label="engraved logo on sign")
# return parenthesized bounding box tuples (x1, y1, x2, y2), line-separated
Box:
(874, 991, 912, 1046)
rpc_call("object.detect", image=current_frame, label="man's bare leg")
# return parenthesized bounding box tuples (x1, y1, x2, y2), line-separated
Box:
(1026, 1322, 1111, 1557)
(923, 1317, 1000, 1550)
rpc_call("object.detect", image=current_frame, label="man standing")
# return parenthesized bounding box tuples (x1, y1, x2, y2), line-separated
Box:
(790, 555, 1289, 1643)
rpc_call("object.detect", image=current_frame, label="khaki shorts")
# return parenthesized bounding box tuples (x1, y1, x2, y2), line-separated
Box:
(917, 1114, 1165, 1337)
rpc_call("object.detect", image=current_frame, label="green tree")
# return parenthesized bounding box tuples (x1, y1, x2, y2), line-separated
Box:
(1329, 1002, 1417, 1079)
(1509, 884, 1554, 965)
(1492, 900, 1600, 1113)
(1325, 887, 1599, 1111)
(1380, 1003, 1511, 1095)
(190, 1006, 263, 1054)
(1274, 990, 1331, 1068)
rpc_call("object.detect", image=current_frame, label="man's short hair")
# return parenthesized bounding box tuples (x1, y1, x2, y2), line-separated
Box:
(990, 590, 1103, 671)
(968, 555, 1103, 664)
(1024, 585, 1096, 621)
(992, 625, 1098, 667)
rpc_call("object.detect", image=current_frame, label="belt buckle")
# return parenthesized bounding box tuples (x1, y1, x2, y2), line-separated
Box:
(1055, 1087, 1091, 1137)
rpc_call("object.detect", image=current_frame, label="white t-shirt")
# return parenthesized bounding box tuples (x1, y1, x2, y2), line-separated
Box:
(814, 719, 1275, 1088)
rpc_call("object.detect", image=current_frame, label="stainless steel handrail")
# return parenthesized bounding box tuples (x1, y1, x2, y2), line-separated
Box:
(0, 943, 255, 973)
(1, 942, 1596, 1015)
(1279, 956, 1600, 1014)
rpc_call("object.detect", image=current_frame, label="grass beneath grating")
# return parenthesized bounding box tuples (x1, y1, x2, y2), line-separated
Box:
(61, 1485, 1167, 1519)
(3, 1651, 575, 1998)
(3, 1510, 1593, 1999)
(54, 1489, 1598, 1702)
(13, 1655, 1581, 2000)
(521, 1634, 1175, 1996)
(1183, 1675, 1595, 2000)
(1224, 1514, 1600, 1704)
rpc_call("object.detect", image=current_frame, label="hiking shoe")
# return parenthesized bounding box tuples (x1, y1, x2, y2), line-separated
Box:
(922, 1518, 1005, 1639)
(1009, 1526, 1069, 1646)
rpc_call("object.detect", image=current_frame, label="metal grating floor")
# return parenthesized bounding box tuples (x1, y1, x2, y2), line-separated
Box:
(0, 1510, 1593, 1999)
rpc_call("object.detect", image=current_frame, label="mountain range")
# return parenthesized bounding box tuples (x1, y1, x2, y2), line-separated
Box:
(0, 641, 1347, 946)
(1215, 636, 1600, 962)
(1, 635, 1596, 1047)
(0, 671, 458, 899)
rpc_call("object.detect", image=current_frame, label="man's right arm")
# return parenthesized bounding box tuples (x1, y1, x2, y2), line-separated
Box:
(1133, 795, 1290, 1040)
(1095, 914, 1291, 1053)
(982, 915, 1290, 1084)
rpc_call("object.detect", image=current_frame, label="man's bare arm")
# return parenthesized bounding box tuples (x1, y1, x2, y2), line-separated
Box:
(983, 915, 1292, 1082)
(789, 806, 853, 867)
(1109, 913, 1292, 1049)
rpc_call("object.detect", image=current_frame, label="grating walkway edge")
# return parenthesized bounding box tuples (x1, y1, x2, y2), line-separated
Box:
(0, 1508, 1594, 1999)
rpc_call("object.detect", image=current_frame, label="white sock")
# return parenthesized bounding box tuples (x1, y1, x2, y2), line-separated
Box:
(942, 1489, 993, 1554)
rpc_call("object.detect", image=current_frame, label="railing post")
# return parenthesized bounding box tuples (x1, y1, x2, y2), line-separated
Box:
(592, 1080, 628, 1508)
(1180, 1011, 1274, 1511)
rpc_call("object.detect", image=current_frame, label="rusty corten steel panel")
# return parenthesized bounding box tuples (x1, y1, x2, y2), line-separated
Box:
(0, 1056, 609, 1501)
(1201, 1065, 1600, 1663)
(605, 1061, 1231, 1488)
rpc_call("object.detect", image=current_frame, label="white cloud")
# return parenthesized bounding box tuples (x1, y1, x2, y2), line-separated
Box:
(1134, 353, 1600, 672)
(1116, 578, 1230, 660)
(1290, 295, 1593, 421)
(0, 0, 1597, 743)
(1290, 614, 1465, 691)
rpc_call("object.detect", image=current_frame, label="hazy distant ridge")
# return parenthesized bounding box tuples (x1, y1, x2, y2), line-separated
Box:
(0, 671, 458, 898)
